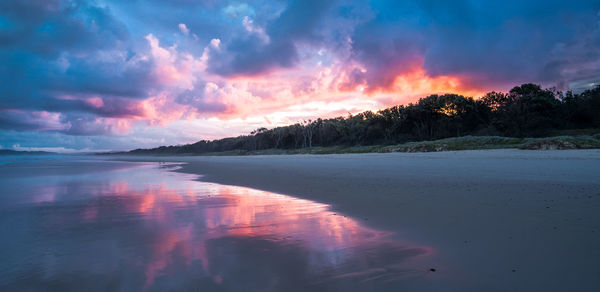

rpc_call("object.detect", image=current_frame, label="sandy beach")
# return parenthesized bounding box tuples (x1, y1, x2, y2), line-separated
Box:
(118, 149, 600, 291)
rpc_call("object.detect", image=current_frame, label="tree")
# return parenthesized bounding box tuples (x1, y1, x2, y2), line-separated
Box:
(132, 83, 600, 154)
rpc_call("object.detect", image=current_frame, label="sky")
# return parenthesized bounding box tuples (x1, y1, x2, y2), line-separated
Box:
(1, 0, 599, 152)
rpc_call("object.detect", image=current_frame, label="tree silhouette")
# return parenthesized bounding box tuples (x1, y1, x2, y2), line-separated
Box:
(131, 83, 600, 154)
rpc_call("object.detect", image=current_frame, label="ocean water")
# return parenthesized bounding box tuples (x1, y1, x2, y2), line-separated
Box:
(0, 155, 432, 291)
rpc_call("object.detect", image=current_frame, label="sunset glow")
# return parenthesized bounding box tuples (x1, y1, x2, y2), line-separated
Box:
(1, 1, 598, 151)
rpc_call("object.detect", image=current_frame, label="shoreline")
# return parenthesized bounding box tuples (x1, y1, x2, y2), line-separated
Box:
(115, 149, 600, 291)
(122, 134, 600, 156)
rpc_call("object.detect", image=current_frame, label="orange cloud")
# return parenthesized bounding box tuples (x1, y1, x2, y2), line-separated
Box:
(69, 36, 492, 140)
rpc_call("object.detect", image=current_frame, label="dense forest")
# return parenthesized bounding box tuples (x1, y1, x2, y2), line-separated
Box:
(130, 83, 600, 154)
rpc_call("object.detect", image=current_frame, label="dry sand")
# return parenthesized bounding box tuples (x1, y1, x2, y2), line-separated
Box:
(120, 149, 600, 291)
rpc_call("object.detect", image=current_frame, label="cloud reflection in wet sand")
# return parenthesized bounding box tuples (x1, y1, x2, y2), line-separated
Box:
(0, 161, 432, 291)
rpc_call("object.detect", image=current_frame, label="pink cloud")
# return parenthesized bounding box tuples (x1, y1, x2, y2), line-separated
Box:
(145, 34, 202, 89)
(9, 34, 491, 141)
(86, 97, 104, 108)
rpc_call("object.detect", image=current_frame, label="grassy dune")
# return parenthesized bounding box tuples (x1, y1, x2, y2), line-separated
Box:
(145, 134, 600, 156)
(382, 135, 600, 152)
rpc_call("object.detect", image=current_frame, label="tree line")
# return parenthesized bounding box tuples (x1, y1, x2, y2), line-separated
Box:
(130, 83, 600, 154)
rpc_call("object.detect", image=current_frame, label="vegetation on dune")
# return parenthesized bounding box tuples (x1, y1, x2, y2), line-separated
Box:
(381, 135, 600, 152)
(129, 83, 600, 155)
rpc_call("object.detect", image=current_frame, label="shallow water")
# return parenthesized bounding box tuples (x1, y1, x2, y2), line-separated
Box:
(0, 156, 432, 291)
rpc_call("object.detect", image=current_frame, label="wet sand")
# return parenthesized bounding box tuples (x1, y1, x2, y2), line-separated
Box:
(1, 159, 433, 291)
(120, 150, 600, 291)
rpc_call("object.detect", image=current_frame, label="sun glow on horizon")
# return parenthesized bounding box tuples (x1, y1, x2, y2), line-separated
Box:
(1, 0, 597, 150)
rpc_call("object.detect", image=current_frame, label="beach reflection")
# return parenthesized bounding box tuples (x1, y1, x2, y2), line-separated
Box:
(0, 160, 431, 291)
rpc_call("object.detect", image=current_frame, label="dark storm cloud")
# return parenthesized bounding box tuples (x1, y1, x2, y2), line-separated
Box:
(206, 0, 335, 76)
(0, 110, 61, 131)
(0, 0, 156, 115)
(0, 0, 129, 57)
(46, 55, 155, 98)
(349, 0, 600, 90)
(204, 0, 600, 91)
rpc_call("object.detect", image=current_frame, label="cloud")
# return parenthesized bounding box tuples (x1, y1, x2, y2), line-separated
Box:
(1, 0, 599, 151)
(222, 3, 254, 19)
(178, 23, 189, 35)
(59, 113, 133, 136)
(175, 85, 229, 113)
(0, 0, 129, 57)
(205, 0, 335, 77)
(347, 0, 600, 91)
(0, 110, 65, 131)
(0, 1, 156, 112)
(0, 2, 214, 137)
